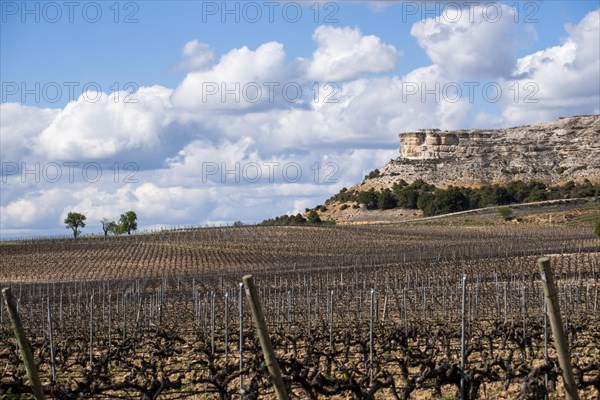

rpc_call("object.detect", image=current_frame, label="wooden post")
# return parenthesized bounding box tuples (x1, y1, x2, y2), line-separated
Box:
(537, 258, 580, 400)
(460, 274, 467, 400)
(2, 288, 46, 400)
(242, 275, 288, 400)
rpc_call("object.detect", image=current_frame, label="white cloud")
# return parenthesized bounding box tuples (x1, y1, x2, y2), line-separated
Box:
(133, 183, 216, 223)
(502, 9, 600, 125)
(171, 42, 294, 112)
(0, 103, 60, 161)
(33, 85, 173, 160)
(0, 182, 215, 233)
(1, 187, 79, 229)
(196, 69, 473, 160)
(176, 40, 215, 71)
(163, 137, 259, 184)
(367, 1, 402, 12)
(410, 3, 521, 79)
(307, 25, 400, 81)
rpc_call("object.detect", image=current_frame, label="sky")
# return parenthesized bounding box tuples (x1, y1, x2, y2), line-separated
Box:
(1, 0, 599, 238)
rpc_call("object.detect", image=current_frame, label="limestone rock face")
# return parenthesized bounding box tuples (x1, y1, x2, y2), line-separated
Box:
(356, 114, 600, 190)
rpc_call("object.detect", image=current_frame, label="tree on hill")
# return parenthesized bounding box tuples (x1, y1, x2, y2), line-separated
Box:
(293, 213, 306, 224)
(364, 169, 381, 180)
(65, 212, 86, 237)
(378, 188, 397, 210)
(307, 210, 321, 223)
(119, 211, 138, 235)
(101, 218, 112, 236)
(392, 183, 418, 209)
(432, 186, 470, 215)
(479, 185, 511, 207)
(107, 221, 123, 236)
(358, 189, 378, 210)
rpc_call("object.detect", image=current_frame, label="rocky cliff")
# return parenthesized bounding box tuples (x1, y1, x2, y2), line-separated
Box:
(355, 114, 600, 191)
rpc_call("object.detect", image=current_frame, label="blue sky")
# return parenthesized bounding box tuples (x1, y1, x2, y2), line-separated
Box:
(1, 1, 599, 237)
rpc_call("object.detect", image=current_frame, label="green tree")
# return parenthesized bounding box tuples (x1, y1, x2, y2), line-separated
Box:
(410, 179, 434, 191)
(506, 180, 529, 203)
(307, 210, 322, 224)
(573, 180, 596, 198)
(378, 188, 397, 210)
(364, 169, 381, 180)
(119, 211, 138, 235)
(64, 212, 86, 237)
(358, 189, 379, 210)
(595, 219, 600, 238)
(392, 183, 418, 209)
(480, 185, 511, 207)
(523, 182, 548, 202)
(293, 213, 306, 224)
(430, 186, 470, 215)
(107, 221, 123, 236)
(416, 191, 434, 213)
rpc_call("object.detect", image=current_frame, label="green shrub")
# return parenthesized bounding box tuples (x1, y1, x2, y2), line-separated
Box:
(327, 187, 357, 204)
(307, 210, 322, 224)
(261, 213, 307, 225)
(364, 169, 381, 180)
(358, 189, 379, 210)
(497, 207, 513, 220)
(378, 189, 397, 210)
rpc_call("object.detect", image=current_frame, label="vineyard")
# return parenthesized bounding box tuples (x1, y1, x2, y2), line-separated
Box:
(1, 223, 599, 399)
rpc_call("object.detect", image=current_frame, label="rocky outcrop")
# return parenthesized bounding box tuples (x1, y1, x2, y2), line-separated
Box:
(356, 114, 600, 190)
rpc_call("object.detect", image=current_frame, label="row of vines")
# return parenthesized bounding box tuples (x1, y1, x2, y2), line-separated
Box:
(1, 224, 599, 398)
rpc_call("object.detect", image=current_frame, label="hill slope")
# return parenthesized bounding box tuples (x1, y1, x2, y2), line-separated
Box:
(356, 114, 600, 191)
(308, 115, 600, 224)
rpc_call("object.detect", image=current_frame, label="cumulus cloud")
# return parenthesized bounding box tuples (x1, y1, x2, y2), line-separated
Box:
(171, 42, 295, 112)
(502, 9, 600, 124)
(163, 137, 259, 185)
(34, 85, 173, 160)
(367, 1, 402, 12)
(1, 187, 83, 230)
(133, 183, 217, 223)
(0, 181, 216, 234)
(176, 40, 215, 71)
(307, 25, 400, 81)
(410, 3, 522, 79)
(0, 103, 60, 161)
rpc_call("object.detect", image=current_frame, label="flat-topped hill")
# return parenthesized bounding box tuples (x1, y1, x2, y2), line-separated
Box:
(356, 114, 600, 190)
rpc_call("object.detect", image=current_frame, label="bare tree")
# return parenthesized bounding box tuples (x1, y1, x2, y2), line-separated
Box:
(101, 218, 111, 237)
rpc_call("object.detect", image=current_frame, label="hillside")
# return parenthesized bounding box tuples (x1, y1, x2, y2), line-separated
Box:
(357, 114, 600, 191)
(308, 115, 600, 224)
